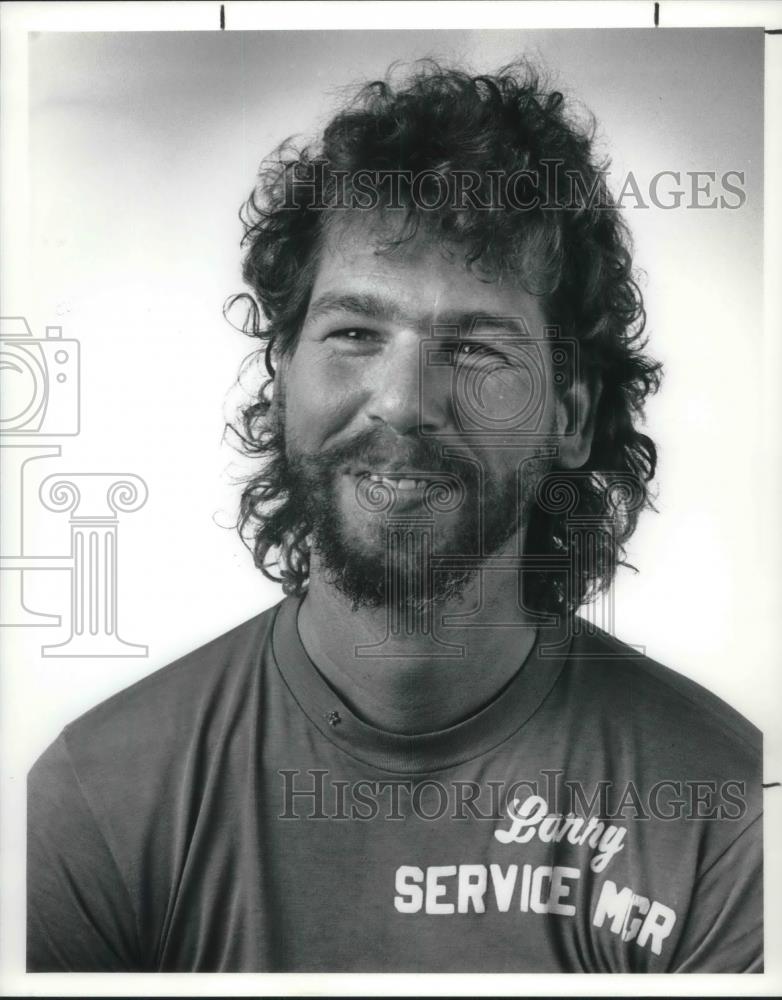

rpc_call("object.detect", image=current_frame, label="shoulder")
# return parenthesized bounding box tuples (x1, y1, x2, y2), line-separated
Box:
(31, 600, 283, 784)
(559, 621, 762, 775)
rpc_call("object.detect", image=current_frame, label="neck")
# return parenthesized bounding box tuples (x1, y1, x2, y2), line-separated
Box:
(297, 542, 537, 735)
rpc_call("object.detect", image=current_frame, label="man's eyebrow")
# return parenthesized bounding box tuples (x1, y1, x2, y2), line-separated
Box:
(305, 292, 406, 324)
(305, 292, 532, 336)
(443, 315, 532, 337)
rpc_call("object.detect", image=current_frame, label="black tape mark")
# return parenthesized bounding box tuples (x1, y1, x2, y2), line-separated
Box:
(654, 2, 659, 27)
(220, 4, 225, 30)
(762, 782, 780, 788)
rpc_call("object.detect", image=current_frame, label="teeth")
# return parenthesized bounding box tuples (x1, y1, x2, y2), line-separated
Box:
(367, 474, 427, 490)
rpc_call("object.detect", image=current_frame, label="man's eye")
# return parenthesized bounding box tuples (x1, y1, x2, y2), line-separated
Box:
(328, 328, 378, 344)
(452, 341, 510, 366)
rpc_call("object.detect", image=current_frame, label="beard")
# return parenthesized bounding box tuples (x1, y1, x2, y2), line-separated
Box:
(279, 419, 551, 612)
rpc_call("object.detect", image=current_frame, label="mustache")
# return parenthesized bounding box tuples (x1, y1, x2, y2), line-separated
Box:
(289, 427, 469, 478)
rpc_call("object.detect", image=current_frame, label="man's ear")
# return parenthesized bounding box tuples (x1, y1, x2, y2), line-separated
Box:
(268, 339, 289, 390)
(263, 341, 289, 419)
(554, 374, 602, 470)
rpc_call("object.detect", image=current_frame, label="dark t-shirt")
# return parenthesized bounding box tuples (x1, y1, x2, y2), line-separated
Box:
(27, 596, 763, 972)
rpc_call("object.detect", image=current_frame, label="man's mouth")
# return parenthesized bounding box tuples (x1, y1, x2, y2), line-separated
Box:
(350, 469, 433, 492)
(367, 473, 429, 491)
(341, 465, 469, 518)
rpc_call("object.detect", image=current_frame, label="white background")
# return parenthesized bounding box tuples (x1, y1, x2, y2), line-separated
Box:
(2, 2, 781, 997)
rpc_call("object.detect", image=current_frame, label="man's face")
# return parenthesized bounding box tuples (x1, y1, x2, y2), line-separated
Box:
(279, 213, 584, 608)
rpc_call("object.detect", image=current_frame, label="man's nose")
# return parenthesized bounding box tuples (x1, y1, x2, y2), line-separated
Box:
(366, 334, 448, 436)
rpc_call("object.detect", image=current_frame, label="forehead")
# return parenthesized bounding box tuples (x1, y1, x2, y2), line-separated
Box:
(306, 212, 547, 333)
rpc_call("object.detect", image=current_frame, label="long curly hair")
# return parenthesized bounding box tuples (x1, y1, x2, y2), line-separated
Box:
(226, 60, 662, 614)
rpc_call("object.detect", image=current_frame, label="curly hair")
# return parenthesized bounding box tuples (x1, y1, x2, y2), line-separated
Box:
(227, 59, 662, 614)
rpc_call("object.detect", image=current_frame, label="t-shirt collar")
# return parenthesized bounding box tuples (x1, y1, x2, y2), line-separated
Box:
(270, 594, 572, 774)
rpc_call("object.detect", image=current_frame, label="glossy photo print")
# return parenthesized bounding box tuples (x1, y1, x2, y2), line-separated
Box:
(1, 13, 779, 996)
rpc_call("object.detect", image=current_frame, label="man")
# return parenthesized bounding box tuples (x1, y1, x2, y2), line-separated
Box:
(28, 61, 762, 973)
